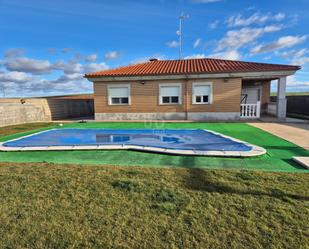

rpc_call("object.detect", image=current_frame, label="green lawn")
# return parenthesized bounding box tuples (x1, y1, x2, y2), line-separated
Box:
(0, 122, 308, 172)
(0, 163, 308, 249)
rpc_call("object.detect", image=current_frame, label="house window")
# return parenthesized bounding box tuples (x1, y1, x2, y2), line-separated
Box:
(192, 83, 212, 104)
(159, 83, 182, 105)
(108, 84, 130, 105)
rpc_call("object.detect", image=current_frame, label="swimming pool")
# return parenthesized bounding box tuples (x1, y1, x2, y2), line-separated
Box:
(0, 128, 266, 157)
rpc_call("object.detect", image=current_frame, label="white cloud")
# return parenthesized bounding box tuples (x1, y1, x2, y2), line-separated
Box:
(3, 52, 109, 77)
(53, 61, 83, 74)
(166, 40, 180, 48)
(47, 48, 57, 54)
(83, 62, 109, 73)
(70, 53, 83, 63)
(216, 25, 283, 52)
(291, 56, 309, 66)
(85, 54, 97, 62)
(62, 48, 72, 53)
(184, 54, 206, 59)
(286, 75, 309, 92)
(48, 73, 83, 84)
(0, 50, 111, 97)
(209, 50, 241, 60)
(226, 12, 285, 27)
(251, 35, 307, 54)
(185, 51, 241, 61)
(0, 71, 32, 83)
(24, 79, 93, 97)
(5, 57, 53, 75)
(193, 38, 202, 48)
(131, 54, 167, 64)
(274, 13, 286, 21)
(4, 48, 25, 58)
(288, 48, 309, 66)
(105, 51, 120, 60)
(54, 60, 109, 74)
(278, 48, 309, 59)
(209, 20, 219, 29)
(275, 48, 309, 66)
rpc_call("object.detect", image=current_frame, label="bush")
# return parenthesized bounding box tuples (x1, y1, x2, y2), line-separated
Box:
(111, 179, 141, 192)
(236, 171, 258, 181)
(152, 188, 188, 213)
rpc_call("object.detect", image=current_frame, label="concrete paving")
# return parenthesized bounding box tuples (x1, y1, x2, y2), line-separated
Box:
(258, 116, 308, 123)
(249, 122, 309, 150)
(293, 157, 309, 169)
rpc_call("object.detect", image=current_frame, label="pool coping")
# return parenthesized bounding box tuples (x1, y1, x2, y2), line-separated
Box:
(0, 128, 267, 157)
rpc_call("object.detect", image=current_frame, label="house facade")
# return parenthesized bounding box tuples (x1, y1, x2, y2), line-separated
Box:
(85, 58, 300, 121)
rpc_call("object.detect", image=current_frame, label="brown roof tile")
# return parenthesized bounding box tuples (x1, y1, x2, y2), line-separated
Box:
(85, 58, 300, 78)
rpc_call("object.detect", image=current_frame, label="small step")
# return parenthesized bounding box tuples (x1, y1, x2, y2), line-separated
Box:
(293, 157, 309, 169)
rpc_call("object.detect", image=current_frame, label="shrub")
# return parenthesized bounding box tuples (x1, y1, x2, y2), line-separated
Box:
(152, 188, 188, 213)
(236, 171, 258, 181)
(111, 179, 141, 192)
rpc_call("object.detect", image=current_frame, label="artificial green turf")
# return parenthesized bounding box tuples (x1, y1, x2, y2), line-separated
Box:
(0, 122, 308, 172)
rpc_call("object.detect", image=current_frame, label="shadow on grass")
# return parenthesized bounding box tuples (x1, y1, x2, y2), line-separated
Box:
(282, 159, 305, 170)
(184, 168, 309, 201)
(263, 145, 308, 153)
(180, 156, 197, 168)
(262, 144, 309, 169)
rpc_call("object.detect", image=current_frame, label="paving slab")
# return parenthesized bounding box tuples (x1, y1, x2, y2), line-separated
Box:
(249, 122, 309, 150)
(293, 157, 309, 169)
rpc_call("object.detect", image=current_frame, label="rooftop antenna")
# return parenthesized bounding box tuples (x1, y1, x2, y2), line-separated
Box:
(177, 13, 189, 59)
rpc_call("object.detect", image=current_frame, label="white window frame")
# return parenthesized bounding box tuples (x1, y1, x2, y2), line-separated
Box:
(192, 82, 213, 105)
(159, 83, 182, 105)
(107, 84, 131, 106)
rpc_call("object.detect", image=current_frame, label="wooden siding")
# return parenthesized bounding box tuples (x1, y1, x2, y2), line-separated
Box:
(94, 78, 242, 114)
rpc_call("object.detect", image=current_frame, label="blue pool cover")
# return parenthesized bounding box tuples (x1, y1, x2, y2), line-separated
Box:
(3, 129, 252, 152)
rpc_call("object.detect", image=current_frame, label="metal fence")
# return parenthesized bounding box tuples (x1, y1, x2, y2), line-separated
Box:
(287, 96, 309, 116)
(270, 95, 309, 116)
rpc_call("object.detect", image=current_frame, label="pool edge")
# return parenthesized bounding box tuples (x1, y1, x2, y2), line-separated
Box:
(0, 128, 267, 157)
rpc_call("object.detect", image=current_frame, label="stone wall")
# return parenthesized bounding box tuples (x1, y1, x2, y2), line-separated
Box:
(0, 97, 94, 127)
(0, 103, 49, 127)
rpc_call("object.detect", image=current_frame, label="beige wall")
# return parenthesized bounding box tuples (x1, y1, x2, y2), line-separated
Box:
(0, 103, 49, 127)
(94, 78, 242, 115)
(261, 81, 271, 107)
(0, 98, 94, 127)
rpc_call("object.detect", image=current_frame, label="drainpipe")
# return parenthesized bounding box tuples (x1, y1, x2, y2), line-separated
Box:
(185, 79, 189, 120)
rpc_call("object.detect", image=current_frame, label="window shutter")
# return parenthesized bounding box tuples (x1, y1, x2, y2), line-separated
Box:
(109, 87, 129, 97)
(161, 86, 180, 96)
(193, 85, 210, 95)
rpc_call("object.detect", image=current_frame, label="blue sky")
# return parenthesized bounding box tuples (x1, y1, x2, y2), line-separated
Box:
(0, 0, 309, 97)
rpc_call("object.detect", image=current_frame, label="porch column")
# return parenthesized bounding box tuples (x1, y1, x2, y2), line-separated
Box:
(277, 76, 287, 119)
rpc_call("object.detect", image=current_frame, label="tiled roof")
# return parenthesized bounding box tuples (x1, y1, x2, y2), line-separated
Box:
(85, 58, 300, 78)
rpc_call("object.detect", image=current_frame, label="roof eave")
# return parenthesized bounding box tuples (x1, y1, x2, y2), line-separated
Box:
(85, 70, 298, 82)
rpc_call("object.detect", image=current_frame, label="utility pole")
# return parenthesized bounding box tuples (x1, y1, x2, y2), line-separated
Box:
(177, 13, 189, 59)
